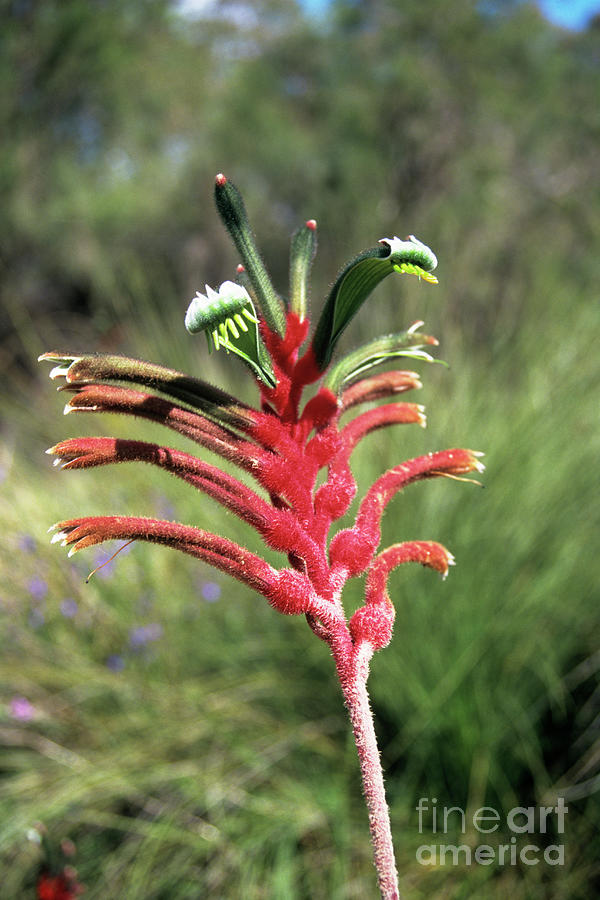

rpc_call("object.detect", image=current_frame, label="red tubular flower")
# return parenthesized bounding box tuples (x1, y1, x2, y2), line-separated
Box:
(41, 175, 483, 900)
(50, 516, 278, 595)
(340, 370, 423, 410)
(63, 383, 265, 471)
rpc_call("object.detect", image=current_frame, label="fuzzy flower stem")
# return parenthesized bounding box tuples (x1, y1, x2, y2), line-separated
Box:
(48, 437, 271, 531)
(355, 449, 484, 546)
(339, 403, 426, 454)
(41, 352, 257, 431)
(214, 175, 286, 336)
(50, 438, 332, 580)
(335, 642, 400, 900)
(311, 405, 426, 541)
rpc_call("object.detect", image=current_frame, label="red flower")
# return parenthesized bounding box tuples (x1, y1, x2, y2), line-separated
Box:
(37, 871, 83, 900)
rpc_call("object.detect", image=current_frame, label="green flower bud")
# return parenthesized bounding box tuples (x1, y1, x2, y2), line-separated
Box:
(214, 174, 286, 336)
(185, 281, 276, 388)
(311, 234, 438, 371)
(289, 219, 317, 321)
(323, 322, 443, 394)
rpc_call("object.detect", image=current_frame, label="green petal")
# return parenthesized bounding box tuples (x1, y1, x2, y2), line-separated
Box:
(311, 236, 438, 370)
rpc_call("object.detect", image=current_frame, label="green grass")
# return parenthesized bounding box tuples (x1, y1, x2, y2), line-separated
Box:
(0, 273, 598, 898)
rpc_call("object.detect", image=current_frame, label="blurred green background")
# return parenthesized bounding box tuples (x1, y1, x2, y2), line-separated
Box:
(1, 0, 599, 897)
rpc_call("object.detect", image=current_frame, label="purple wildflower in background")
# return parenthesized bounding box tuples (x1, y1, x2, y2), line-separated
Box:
(10, 696, 35, 720)
(90, 548, 116, 579)
(18, 534, 37, 553)
(105, 654, 125, 672)
(90, 542, 134, 579)
(136, 592, 154, 615)
(27, 576, 48, 601)
(153, 493, 177, 521)
(128, 623, 164, 649)
(201, 581, 221, 603)
(60, 598, 78, 618)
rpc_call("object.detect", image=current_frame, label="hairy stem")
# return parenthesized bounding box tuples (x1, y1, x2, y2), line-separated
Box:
(338, 644, 400, 900)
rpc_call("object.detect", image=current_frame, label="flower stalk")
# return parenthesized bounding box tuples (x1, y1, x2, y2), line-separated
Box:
(41, 175, 482, 898)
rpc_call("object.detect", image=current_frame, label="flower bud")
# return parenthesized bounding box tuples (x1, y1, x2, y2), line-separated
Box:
(289, 219, 317, 321)
(214, 174, 286, 335)
(349, 600, 395, 651)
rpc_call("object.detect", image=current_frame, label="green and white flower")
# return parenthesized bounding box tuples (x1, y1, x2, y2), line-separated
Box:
(185, 281, 276, 387)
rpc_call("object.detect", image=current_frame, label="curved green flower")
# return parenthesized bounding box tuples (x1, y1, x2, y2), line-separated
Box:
(311, 235, 438, 370)
(185, 281, 276, 388)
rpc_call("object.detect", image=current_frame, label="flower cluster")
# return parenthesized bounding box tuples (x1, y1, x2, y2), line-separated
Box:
(41, 175, 482, 899)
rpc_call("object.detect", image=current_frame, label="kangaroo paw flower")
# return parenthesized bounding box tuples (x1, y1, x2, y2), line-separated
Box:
(42, 175, 483, 900)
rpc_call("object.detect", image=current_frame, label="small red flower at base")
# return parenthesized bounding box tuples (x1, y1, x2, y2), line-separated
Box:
(37, 870, 84, 900)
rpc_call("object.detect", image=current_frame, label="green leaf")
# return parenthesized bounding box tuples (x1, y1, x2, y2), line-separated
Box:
(311, 236, 438, 371)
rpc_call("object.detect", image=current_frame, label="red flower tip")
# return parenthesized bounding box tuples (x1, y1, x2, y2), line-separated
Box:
(236, 263, 245, 273)
(365, 541, 456, 609)
(349, 600, 395, 651)
(306, 219, 317, 230)
(215, 173, 227, 186)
